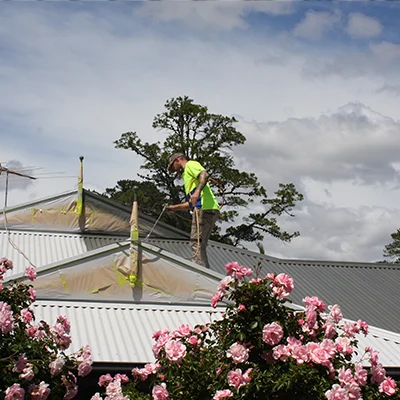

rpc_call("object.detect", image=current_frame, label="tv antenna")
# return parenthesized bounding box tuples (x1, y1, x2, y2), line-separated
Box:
(0, 162, 37, 208)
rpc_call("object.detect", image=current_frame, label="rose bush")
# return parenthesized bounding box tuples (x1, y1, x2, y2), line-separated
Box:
(0, 257, 93, 399)
(92, 261, 399, 400)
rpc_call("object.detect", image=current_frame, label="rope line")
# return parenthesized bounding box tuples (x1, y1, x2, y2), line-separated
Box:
(2, 208, 37, 268)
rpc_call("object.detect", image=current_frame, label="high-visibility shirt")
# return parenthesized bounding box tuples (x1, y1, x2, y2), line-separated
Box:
(182, 160, 220, 211)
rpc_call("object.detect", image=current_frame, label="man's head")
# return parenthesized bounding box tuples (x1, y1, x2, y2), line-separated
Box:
(168, 153, 186, 173)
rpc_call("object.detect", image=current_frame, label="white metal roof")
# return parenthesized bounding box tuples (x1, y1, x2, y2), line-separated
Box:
(1, 229, 125, 279)
(33, 300, 221, 364)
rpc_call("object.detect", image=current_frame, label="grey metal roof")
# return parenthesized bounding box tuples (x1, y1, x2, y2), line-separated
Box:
(145, 238, 400, 335)
(32, 299, 400, 367)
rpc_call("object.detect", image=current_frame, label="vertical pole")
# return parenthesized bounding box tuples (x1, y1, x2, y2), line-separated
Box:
(130, 186, 139, 247)
(5, 171, 9, 208)
(77, 156, 84, 216)
(129, 186, 139, 287)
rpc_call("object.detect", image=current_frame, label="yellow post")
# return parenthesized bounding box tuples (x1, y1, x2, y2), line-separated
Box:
(129, 186, 139, 286)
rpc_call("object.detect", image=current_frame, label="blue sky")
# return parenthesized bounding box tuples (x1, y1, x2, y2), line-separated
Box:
(1, 1, 400, 262)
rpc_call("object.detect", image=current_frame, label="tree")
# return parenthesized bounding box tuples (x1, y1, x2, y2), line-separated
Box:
(105, 96, 303, 246)
(383, 229, 400, 263)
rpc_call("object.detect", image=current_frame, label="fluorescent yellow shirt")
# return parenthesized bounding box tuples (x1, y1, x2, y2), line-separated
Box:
(182, 160, 219, 210)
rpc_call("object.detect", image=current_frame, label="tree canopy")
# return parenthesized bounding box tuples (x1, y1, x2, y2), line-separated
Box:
(104, 96, 303, 247)
(383, 229, 400, 263)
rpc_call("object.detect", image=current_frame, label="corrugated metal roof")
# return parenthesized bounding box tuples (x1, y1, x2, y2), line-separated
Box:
(33, 300, 221, 364)
(32, 300, 400, 367)
(145, 239, 400, 335)
(1, 230, 125, 278)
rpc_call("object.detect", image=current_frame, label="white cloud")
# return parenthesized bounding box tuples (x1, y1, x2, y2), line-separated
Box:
(135, 1, 294, 31)
(236, 102, 400, 188)
(293, 9, 341, 40)
(346, 12, 382, 38)
(258, 202, 399, 262)
(369, 41, 400, 62)
(0, 2, 399, 263)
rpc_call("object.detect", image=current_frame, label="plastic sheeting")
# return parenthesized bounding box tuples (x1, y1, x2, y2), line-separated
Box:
(1, 192, 130, 233)
(27, 246, 219, 305)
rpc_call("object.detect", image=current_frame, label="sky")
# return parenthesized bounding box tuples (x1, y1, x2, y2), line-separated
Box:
(1, 1, 400, 263)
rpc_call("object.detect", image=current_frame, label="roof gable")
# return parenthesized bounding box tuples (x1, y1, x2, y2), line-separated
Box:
(18, 241, 224, 306)
(0, 189, 187, 238)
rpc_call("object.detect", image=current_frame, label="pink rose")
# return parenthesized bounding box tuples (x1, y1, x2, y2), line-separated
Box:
(56, 315, 71, 333)
(227, 369, 246, 389)
(49, 357, 65, 376)
(337, 367, 353, 384)
(271, 273, 294, 299)
(29, 381, 50, 400)
(173, 324, 191, 338)
(105, 379, 124, 398)
(213, 389, 233, 399)
(371, 363, 386, 384)
(354, 364, 368, 387)
(218, 276, 234, 293)
(357, 320, 369, 335)
(21, 308, 33, 324)
(290, 344, 308, 364)
(323, 321, 337, 339)
(226, 343, 249, 364)
(306, 342, 330, 365)
(12, 354, 28, 373)
(25, 265, 37, 281)
(78, 359, 93, 377)
(262, 322, 283, 346)
(29, 287, 37, 301)
(5, 384, 25, 400)
(379, 376, 397, 396)
(328, 304, 343, 323)
(346, 382, 362, 400)
(0, 301, 15, 334)
(188, 335, 199, 345)
(98, 374, 113, 387)
(152, 328, 170, 340)
(224, 262, 252, 280)
(20, 365, 35, 381)
(152, 383, 169, 400)
(164, 339, 187, 363)
(211, 291, 223, 308)
(325, 384, 346, 400)
(272, 344, 290, 361)
(303, 296, 326, 312)
(64, 385, 78, 400)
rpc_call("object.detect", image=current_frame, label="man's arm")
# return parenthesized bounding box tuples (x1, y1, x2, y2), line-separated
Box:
(167, 202, 190, 212)
(190, 170, 209, 208)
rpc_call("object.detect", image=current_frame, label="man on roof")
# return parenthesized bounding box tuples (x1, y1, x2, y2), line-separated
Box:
(167, 153, 220, 269)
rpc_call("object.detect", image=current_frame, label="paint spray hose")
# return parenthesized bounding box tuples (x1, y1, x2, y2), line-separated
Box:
(145, 203, 168, 239)
(145, 203, 201, 263)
